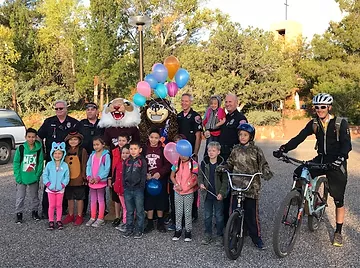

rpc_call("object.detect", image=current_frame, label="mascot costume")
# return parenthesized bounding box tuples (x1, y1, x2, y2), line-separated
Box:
(98, 98, 141, 221)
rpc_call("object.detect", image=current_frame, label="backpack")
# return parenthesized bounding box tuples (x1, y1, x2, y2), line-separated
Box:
(19, 145, 41, 165)
(312, 116, 344, 142)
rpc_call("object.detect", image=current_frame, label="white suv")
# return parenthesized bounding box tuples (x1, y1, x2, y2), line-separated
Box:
(0, 109, 26, 164)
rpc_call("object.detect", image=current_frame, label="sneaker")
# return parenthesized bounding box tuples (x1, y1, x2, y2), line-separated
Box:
(112, 218, 121, 227)
(134, 232, 143, 239)
(214, 236, 223, 247)
(167, 223, 176, 231)
(123, 230, 133, 238)
(201, 235, 212, 245)
(115, 223, 127, 232)
(172, 230, 182, 241)
(57, 221, 64, 230)
(62, 214, 75, 225)
(41, 212, 48, 219)
(254, 240, 266, 250)
(85, 218, 96, 227)
(32, 211, 41, 221)
(144, 222, 155, 234)
(333, 232, 343, 247)
(47, 221, 55, 230)
(184, 231, 192, 242)
(157, 223, 167, 233)
(164, 216, 171, 225)
(92, 219, 105, 228)
(74, 215, 84, 226)
(16, 213, 23, 224)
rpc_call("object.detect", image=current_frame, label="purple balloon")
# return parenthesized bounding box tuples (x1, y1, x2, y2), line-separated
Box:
(167, 82, 179, 97)
(152, 64, 168, 83)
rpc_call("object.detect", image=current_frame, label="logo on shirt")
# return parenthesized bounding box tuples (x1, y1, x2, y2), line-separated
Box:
(146, 154, 160, 170)
(227, 119, 235, 126)
(195, 115, 202, 124)
(67, 122, 72, 129)
(22, 154, 37, 172)
(187, 114, 192, 119)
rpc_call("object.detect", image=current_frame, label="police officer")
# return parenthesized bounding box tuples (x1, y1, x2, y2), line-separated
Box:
(177, 93, 203, 221)
(38, 100, 79, 218)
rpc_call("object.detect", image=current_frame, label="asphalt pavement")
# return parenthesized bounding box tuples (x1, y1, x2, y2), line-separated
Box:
(0, 140, 359, 268)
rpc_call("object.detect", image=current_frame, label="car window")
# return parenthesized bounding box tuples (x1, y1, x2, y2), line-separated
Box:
(0, 111, 24, 127)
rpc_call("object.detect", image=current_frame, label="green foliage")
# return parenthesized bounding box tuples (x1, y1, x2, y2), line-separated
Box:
(246, 110, 282, 126)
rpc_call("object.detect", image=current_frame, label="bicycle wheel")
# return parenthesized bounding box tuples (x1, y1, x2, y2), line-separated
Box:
(308, 177, 328, 232)
(273, 190, 303, 258)
(224, 210, 244, 260)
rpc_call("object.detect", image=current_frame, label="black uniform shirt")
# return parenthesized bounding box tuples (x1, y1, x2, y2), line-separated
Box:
(219, 109, 247, 147)
(79, 118, 104, 155)
(177, 108, 203, 151)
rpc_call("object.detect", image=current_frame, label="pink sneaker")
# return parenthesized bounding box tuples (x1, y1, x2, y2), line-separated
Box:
(62, 214, 75, 225)
(74, 215, 84, 226)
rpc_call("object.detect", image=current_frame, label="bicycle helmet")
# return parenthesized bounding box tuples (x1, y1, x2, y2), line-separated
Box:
(312, 93, 333, 105)
(237, 123, 255, 141)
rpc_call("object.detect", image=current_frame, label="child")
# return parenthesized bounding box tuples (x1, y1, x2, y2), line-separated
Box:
(112, 144, 130, 232)
(42, 142, 70, 230)
(198, 141, 228, 246)
(143, 129, 171, 233)
(85, 137, 111, 227)
(203, 96, 226, 148)
(221, 123, 273, 249)
(13, 128, 44, 223)
(170, 149, 199, 242)
(122, 141, 147, 239)
(109, 134, 129, 226)
(63, 132, 88, 226)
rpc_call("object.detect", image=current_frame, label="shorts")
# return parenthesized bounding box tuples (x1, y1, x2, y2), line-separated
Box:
(144, 179, 169, 211)
(111, 187, 120, 203)
(64, 186, 86, 200)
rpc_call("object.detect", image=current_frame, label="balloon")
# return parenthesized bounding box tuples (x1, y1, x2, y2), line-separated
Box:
(146, 179, 163, 196)
(144, 74, 158, 89)
(152, 63, 161, 72)
(164, 55, 180, 80)
(136, 81, 151, 97)
(133, 93, 146, 107)
(167, 82, 179, 97)
(164, 142, 180, 165)
(152, 64, 168, 83)
(154, 83, 168, 98)
(175, 68, 190, 89)
(176, 139, 192, 157)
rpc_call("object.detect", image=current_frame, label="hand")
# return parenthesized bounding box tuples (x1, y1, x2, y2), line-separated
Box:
(192, 154, 198, 162)
(204, 130, 211, 139)
(216, 194, 223, 201)
(61, 183, 66, 189)
(200, 184, 206, 190)
(273, 150, 283, 158)
(153, 172, 161, 180)
(216, 166, 227, 173)
(331, 156, 344, 170)
(174, 184, 182, 191)
(108, 180, 112, 187)
(147, 173, 152, 180)
(90, 178, 95, 184)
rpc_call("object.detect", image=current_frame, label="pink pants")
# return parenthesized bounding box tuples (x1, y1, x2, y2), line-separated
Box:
(119, 195, 126, 224)
(90, 188, 105, 219)
(48, 192, 64, 222)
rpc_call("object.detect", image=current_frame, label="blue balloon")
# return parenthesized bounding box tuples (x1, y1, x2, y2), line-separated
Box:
(176, 139, 192, 157)
(133, 93, 146, 107)
(144, 74, 158, 89)
(152, 64, 168, 83)
(175, 68, 190, 89)
(146, 179, 162, 196)
(154, 83, 168, 99)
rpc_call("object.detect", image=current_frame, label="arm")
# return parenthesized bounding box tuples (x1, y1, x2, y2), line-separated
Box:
(13, 148, 22, 184)
(339, 119, 352, 159)
(42, 164, 50, 186)
(194, 131, 201, 156)
(86, 154, 92, 180)
(197, 162, 205, 186)
(159, 153, 171, 178)
(35, 149, 45, 180)
(98, 154, 111, 181)
(257, 148, 273, 181)
(283, 120, 314, 152)
(215, 108, 226, 128)
(81, 149, 88, 182)
(37, 119, 48, 140)
(170, 169, 177, 185)
(62, 164, 70, 187)
(141, 158, 147, 188)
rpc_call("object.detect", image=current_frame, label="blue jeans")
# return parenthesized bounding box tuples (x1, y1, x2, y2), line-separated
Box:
(204, 197, 224, 236)
(124, 188, 145, 233)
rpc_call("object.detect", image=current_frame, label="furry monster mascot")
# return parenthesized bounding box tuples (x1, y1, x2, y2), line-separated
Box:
(138, 98, 178, 145)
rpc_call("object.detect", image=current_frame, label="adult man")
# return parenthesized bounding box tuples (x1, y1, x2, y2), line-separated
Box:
(38, 100, 79, 218)
(177, 93, 203, 221)
(274, 93, 352, 247)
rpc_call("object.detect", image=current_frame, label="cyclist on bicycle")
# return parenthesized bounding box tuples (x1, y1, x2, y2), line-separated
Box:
(219, 123, 273, 249)
(274, 93, 352, 247)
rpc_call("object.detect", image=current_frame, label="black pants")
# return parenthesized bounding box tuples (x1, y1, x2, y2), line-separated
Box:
(192, 190, 198, 219)
(220, 148, 232, 225)
(169, 183, 175, 222)
(83, 185, 90, 215)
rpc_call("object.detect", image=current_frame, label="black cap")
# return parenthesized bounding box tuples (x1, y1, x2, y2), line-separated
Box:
(85, 102, 98, 109)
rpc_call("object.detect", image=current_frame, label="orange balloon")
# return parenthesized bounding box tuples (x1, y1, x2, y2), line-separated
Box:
(164, 55, 180, 80)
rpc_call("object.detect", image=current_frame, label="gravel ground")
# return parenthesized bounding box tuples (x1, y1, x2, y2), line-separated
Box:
(0, 140, 359, 268)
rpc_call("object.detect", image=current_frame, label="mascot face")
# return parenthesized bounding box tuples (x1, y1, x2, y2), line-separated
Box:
(146, 100, 169, 124)
(98, 98, 141, 128)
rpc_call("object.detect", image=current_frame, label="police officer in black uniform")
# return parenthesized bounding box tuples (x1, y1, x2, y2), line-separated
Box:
(38, 100, 79, 218)
(177, 93, 203, 221)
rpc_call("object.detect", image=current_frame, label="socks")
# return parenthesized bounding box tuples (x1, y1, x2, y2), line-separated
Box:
(335, 223, 343, 234)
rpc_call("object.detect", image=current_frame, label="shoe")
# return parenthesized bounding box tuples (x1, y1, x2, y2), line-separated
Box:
(85, 218, 96, 227)
(57, 221, 64, 230)
(333, 232, 343, 247)
(32, 211, 41, 221)
(167, 223, 176, 231)
(62, 214, 75, 225)
(144, 221, 155, 234)
(214, 236, 223, 247)
(201, 235, 212, 245)
(184, 231, 192, 242)
(91, 219, 105, 228)
(157, 223, 167, 233)
(172, 230, 182, 241)
(74, 215, 84, 226)
(134, 232, 143, 239)
(254, 240, 266, 250)
(115, 223, 127, 232)
(123, 230, 133, 238)
(16, 213, 23, 224)
(164, 217, 171, 225)
(47, 221, 55, 230)
(112, 218, 121, 227)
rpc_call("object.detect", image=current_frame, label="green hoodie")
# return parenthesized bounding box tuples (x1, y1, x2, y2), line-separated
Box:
(13, 140, 44, 185)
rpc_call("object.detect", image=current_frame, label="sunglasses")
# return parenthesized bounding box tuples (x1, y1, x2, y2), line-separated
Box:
(55, 107, 65, 111)
(314, 105, 328, 110)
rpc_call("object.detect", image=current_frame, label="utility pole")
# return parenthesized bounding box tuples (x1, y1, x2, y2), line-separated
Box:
(284, 0, 289, 20)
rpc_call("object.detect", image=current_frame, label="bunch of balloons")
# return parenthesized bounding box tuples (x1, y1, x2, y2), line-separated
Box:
(163, 139, 193, 165)
(133, 55, 190, 107)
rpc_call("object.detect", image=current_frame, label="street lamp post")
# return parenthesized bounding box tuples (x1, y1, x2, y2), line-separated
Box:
(129, 15, 151, 81)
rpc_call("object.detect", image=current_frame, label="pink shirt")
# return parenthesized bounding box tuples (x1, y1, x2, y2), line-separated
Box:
(89, 155, 106, 189)
(174, 160, 198, 195)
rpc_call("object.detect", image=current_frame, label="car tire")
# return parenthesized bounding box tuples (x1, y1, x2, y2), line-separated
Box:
(0, 141, 12, 165)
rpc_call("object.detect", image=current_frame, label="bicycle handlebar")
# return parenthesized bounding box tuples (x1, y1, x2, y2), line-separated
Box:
(226, 172, 263, 192)
(273, 151, 330, 170)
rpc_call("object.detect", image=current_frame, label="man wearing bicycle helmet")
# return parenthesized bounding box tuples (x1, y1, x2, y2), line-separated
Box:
(275, 93, 352, 247)
(220, 123, 273, 249)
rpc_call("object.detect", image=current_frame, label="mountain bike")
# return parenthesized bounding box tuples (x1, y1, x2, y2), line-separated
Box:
(223, 171, 263, 260)
(272, 151, 329, 258)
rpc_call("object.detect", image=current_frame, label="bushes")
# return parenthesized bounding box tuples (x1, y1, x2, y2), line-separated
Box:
(246, 110, 282, 126)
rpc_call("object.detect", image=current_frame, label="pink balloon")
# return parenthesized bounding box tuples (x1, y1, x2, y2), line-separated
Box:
(166, 82, 179, 97)
(152, 63, 161, 72)
(164, 142, 180, 165)
(137, 81, 151, 97)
